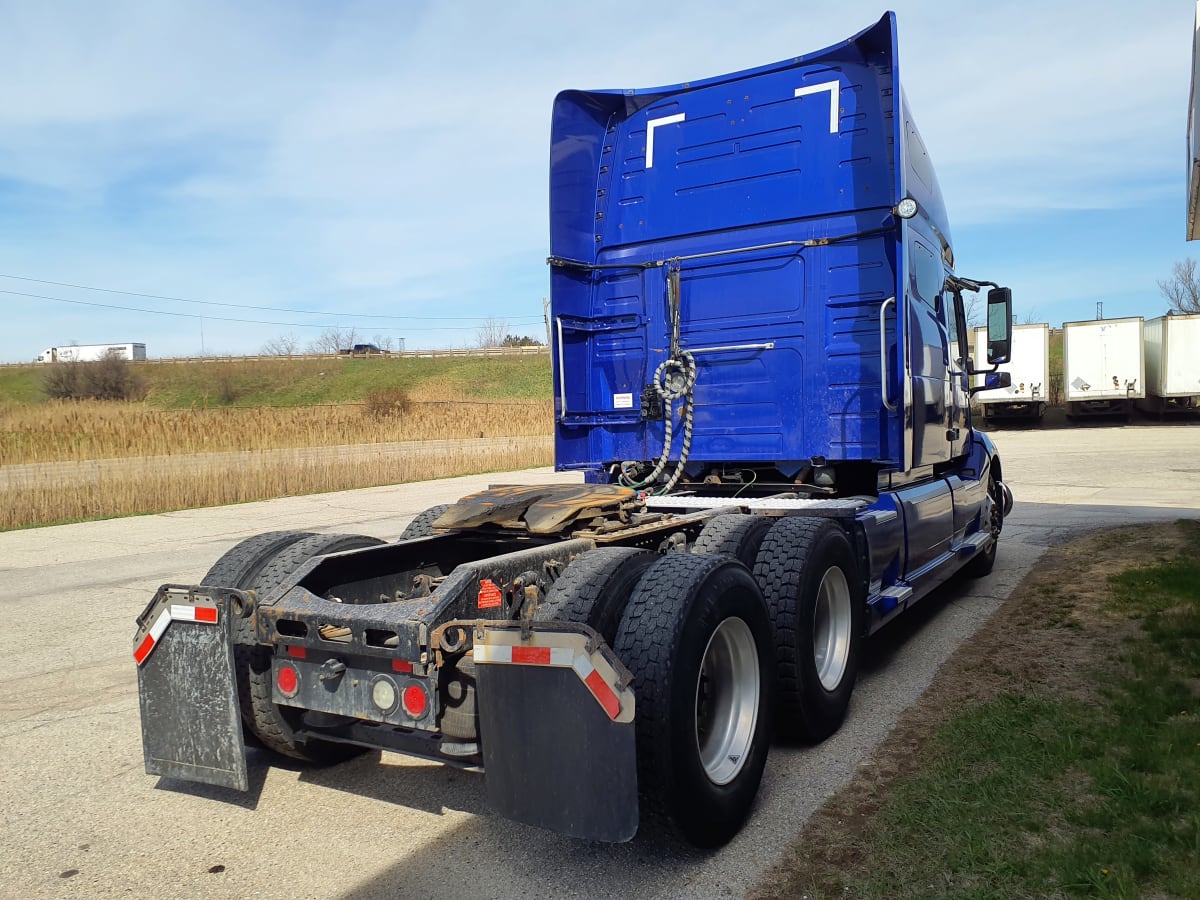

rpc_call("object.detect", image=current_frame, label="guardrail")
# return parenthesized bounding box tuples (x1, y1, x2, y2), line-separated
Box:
(0, 345, 550, 368)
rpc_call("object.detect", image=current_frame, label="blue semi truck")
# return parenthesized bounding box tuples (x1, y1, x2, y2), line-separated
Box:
(134, 12, 1013, 848)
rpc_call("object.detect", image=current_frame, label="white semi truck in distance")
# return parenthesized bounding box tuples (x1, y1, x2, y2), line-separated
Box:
(971, 323, 1049, 422)
(1061, 317, 1144, 419)
(35, 343, 147, 363)
(1138, 313, 1200, 415)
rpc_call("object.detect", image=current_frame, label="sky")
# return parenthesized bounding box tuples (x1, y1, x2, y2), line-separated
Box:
(0, 0, 1194, 362)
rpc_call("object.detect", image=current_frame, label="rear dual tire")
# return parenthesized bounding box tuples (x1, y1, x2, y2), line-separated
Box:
(202, 531, 384, 763)
(614, 554, 775, 848)
(753, 517, 864, 742)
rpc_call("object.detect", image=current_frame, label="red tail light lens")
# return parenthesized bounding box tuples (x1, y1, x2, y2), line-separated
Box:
(277, 663, 299, 698)
(402, 684, 427, 718)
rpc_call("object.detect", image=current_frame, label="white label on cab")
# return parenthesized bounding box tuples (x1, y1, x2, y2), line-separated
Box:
(613, 393, 634, 409)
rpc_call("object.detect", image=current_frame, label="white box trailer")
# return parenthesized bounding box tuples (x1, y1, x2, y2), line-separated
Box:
(1062, 317, 1144, 418)
(1138, 314, 1200, 414)
(36, 343, 147, 363)
(971, 323, 1049, 421)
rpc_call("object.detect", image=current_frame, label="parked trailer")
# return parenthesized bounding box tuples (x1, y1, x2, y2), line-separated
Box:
(134, 13, 1014, 848)
(1062, 317, 1144, 419)
(1138, 314, 1200, 415)
(36, 342, 146, 363)
(972, 323, 1049, 422)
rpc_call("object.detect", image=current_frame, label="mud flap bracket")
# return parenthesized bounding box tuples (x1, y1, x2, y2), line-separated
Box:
(474, 624, 638, 842)
(135, 585, 249, 791)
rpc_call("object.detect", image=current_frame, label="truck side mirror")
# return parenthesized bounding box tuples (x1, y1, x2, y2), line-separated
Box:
(985, 371, 1012, 389)
(986, 287, 1012, 364)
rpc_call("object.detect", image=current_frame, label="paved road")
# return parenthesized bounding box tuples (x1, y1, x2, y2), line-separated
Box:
(1, 425, 1198, 899)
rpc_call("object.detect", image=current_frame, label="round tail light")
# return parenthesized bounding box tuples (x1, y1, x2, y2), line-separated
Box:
(402, 683, 428, 718)
(277, 663, 299, 698)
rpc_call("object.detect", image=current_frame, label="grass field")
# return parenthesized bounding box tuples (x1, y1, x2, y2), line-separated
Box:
(0, 354, 555, 529)
(0, 399, 551, 465)
(757, 520, 1200, 899)
(0, 353, 552, 408)
(3, 438, 552, 531)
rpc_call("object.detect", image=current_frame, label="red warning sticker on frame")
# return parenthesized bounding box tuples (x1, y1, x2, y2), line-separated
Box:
(477, 579, 503, 609)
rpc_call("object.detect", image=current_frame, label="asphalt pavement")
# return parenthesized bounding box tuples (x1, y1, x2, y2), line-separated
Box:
(1, 424, 1197, 899)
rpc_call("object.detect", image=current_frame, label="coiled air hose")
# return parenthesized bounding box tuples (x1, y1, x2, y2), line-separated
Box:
(619, 263, 697, 495)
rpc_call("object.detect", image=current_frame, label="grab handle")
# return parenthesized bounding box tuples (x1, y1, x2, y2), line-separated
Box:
(880, 297, 897, 412)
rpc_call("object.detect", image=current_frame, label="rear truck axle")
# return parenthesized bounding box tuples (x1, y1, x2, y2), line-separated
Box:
(134, 463, 1010, 845)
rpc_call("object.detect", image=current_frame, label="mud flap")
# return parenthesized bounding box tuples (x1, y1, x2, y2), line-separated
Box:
(134, 585, 248, 791)
(474, 625, 638, 842)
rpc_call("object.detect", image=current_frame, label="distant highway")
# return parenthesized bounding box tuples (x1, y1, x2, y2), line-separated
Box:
(0, 345, 549, 368)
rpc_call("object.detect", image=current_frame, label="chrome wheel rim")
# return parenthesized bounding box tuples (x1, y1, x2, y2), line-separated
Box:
(813, 566, 852, 691)
(695, 616, 760, 785)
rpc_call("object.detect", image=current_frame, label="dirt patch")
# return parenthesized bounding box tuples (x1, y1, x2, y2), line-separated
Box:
(750, 522, 1193, 899)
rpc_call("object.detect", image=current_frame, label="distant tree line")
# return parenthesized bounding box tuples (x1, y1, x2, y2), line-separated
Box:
(261, 329, 402, 356)
(259, 319, 545, 356)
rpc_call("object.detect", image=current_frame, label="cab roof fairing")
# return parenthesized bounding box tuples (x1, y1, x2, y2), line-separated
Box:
(548, 11, 931, 265)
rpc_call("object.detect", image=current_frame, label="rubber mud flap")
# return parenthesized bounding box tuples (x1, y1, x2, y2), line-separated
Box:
(476, 646, 637, 842)
(136, 587, 248, 791)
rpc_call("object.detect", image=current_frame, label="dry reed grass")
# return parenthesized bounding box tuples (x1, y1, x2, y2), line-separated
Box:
(2, 438, 553, 530)
(0, 399, 552, 465)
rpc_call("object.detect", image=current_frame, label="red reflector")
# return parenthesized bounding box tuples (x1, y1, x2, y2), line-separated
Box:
(286, 645, 307, 659)
(195, 606, 218, 623)
(392, 659, 413, 673)
(477, 579, 503, 609)
(402, 684, 427, 718)
(277, 664, 299, 697)
(511, 646, 552, 665)
(133, 634, 155, 665)
(584, 668, 621, 720)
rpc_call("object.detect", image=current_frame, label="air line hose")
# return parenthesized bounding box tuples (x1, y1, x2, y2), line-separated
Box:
(619, 262, 697, 494)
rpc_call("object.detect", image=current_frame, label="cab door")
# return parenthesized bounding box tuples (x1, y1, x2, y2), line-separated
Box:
(941, 275, 970, 459)
(906, 235, 950, 469)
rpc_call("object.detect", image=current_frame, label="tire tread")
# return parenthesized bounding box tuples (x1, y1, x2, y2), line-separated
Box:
(752, 516, 862, 741)
(538, 547, 657, 644)
(242, 532, 384, 761)
(692, 514, 774, 569)
(399, 505, 452, 541)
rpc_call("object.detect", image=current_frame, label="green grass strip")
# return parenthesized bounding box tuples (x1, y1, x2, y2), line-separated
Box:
(826, 523, 1200, 899)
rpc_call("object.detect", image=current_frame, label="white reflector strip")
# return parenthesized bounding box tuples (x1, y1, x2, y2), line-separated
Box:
(476, 638, 624, 720)
(134, 602, 220, 665)
(474, 644, 573, 667)
(571, 653, 596, 681)
(149, 610, 171, 643)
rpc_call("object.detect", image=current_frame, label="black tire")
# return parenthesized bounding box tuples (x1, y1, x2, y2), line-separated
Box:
(200, 530, 316, 591)
(693, 514, 774, 569)
(399, 504, 451, 540)
(200, 531, 317, 750)
(536, 547, 658, 645)
(242, 532, 385, 762)
(964, 473, 1003, 578)
(614, 554, 774, 848)
(753, 517, 864, 743)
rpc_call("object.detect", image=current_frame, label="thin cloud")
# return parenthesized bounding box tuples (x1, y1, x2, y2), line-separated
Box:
(0, 0, 1192, 359)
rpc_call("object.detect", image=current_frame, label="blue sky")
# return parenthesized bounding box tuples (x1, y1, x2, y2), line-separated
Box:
(0, 0, 1192, 362)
